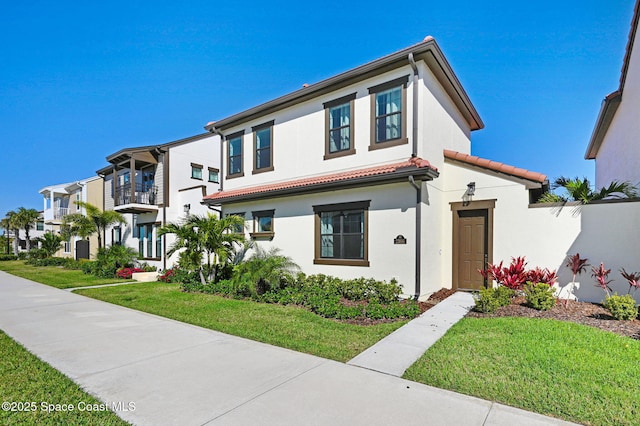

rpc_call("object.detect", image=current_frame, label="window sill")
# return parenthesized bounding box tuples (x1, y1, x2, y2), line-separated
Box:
(252, 166, 274, 175)
(250, 232, 274, 240)
(140, 257, 161, 261)
(324, 148, 356, 160)
(226, 172, 245, 179)
(191, 177, 203, 181)
(368, 137, 408, 151)
(313, 258, 370, 267)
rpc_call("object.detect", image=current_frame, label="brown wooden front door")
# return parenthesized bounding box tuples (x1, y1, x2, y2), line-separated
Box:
(456, 210, 488, 290)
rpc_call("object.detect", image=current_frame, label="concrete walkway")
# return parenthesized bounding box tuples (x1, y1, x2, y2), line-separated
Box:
(0, 271, 576, 426)
(348, 292, 474, 376)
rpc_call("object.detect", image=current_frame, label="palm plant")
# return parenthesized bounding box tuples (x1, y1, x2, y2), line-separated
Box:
(0, 215, 14, 254)
(539, 177, 638, 204)
(159, 213, 246, 285)
(4, 210, 21, 255)
(37, 232, 64, 258)
(62, 202, 125, 249)
(234, 246, 300, 296)
(14, 207, 41, 251)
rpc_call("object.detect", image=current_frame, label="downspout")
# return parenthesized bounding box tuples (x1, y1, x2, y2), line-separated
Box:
(408, 52, 419, 157)
(408, 52, 422, 299)
(408, 176, 422, 299)
(208, 127, 225, 192)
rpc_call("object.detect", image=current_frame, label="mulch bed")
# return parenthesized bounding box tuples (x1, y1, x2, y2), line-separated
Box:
(467, 296, 640, 340)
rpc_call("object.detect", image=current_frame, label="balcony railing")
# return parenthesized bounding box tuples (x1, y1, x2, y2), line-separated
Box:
(53, 207, 69, 220)
(114, 183, 158, 206)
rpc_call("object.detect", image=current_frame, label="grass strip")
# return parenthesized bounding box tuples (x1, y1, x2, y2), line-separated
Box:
(0, 330, 128, 425)
(0, 261, 123, 289)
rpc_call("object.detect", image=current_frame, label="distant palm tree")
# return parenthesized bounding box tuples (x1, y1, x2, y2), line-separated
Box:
(62, 202, 126, 249)
(159, 213, 245, 285)
(14, 207, 41, 251)
(539, 177, 638, 204)
(0, 215, 13, 254)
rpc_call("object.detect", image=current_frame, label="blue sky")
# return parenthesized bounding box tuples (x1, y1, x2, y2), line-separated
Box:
(0, 0, 634, 218)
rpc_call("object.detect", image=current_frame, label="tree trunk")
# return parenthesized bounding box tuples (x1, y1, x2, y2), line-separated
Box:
(25, 229, 31, 251)
(12, 229, 19, 255)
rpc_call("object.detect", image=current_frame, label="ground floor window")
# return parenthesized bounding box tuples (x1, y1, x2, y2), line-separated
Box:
(63, 239, 71, 253)
(137, 223, 161, 259)
(251, 209, 274, 239)
(313, 200, 369, 266)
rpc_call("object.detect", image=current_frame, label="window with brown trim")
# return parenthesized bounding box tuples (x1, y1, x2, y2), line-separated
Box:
(225, 212, 246, 234)
(313, 201, 370, 266)
(250, 209, 275, 239)
(253, 120, 274, 174)
(368, 76, 409, 150)
(323, 93, 356, 160)
(226, 131, 244, 178)
(191, 163, 203, 180)
(208, 167, 219, 183)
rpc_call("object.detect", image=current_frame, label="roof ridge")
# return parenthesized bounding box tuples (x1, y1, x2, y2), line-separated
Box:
(443, 149, 546, 183)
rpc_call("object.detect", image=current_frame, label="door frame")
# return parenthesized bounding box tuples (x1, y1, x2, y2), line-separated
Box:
(451, 199, 495, 291)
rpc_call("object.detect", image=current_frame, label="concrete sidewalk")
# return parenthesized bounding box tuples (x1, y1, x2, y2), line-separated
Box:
(348, 292, 474, 376)
(0, 271, 576, 425)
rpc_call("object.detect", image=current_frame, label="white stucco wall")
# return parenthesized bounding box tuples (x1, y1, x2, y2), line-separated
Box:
(223, 182, 420, 295)
(595, 34, 640, 189)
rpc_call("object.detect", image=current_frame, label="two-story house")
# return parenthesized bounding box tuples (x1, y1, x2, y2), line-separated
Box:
(97, 132, 220, 270)
(39, 176, 103, 258)
(203, 37, 549, 298)
(585, 0, 640, 188)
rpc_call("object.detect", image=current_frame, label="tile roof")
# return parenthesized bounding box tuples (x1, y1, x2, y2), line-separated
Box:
(443, 150, 547, 183)
(203, 157, 437, 203)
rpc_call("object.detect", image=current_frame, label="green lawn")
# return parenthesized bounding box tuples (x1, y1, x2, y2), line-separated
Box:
(403, 317, 640, 426)
(0, 330, 128, 425)
(0, 261, 123, 289)
(75, 282, 406, 362)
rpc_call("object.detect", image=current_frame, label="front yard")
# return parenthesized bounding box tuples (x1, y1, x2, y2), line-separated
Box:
(404, 317, 640, 426)
(75, 282, 405, 362)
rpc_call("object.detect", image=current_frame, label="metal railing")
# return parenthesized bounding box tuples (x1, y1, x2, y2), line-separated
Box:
(114, 183, 158, 206)
(53, 207, 69, 220)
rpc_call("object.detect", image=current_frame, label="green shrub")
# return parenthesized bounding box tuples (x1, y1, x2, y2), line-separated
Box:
(16, 252, 28, 260)
(524, 282, 557, 311)
(474, 286, 514, 313)
(0, 254, 18, 261)
(603, 294, 639, 320)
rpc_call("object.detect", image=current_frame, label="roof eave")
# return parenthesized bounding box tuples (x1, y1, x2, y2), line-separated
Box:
(205, 38, 483, 132)
(203, 167, 439, 205)
(585, 91, 622, 160)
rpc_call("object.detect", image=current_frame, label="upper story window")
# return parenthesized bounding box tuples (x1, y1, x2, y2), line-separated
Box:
(208, 167, 219, 183)
(252, 120, 274, 174)
(368, 75, 409, 150)
(36, 221, 44, 231)
(226, 131, 244, 178)
(313, 200, 370, 267)
(323, 93, 356, 160)
(191, 163, 203, 180)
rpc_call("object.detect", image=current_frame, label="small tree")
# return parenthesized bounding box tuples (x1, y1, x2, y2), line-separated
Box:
(159, 213, 245, 285)
(4, 210, 21, 255)
(539, 177, 638, 204)
(37, 232, 64, 258)
(62, 202, 125, 249)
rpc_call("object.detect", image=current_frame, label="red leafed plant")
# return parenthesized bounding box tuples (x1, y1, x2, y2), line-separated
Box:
(479, 257, 529, 290)
(526, 267, 558, 286)
(159, 268, 177, 283)
(591, 263, 613, 297)
(620, 268, 640, 294)
(566, 253, 589, 282)
(116, 267, 144, 280)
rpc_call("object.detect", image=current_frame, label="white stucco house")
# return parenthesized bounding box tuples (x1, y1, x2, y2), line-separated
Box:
(585, 0, 640, 188)
(97, 132, 221, 270)
(202, 37, 556, 298)
(39, 176, 104, 259)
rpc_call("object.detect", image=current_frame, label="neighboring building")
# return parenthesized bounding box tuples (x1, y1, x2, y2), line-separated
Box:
(97, 133, 220, 270)
(39, 176, 104, 259)
(202, 37, 549, 298)
(585, 0, 640, 188)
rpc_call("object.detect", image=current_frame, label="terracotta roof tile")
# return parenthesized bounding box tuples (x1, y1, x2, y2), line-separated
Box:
(204, 157, 437, 203)
(443, 149, 547, 183)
